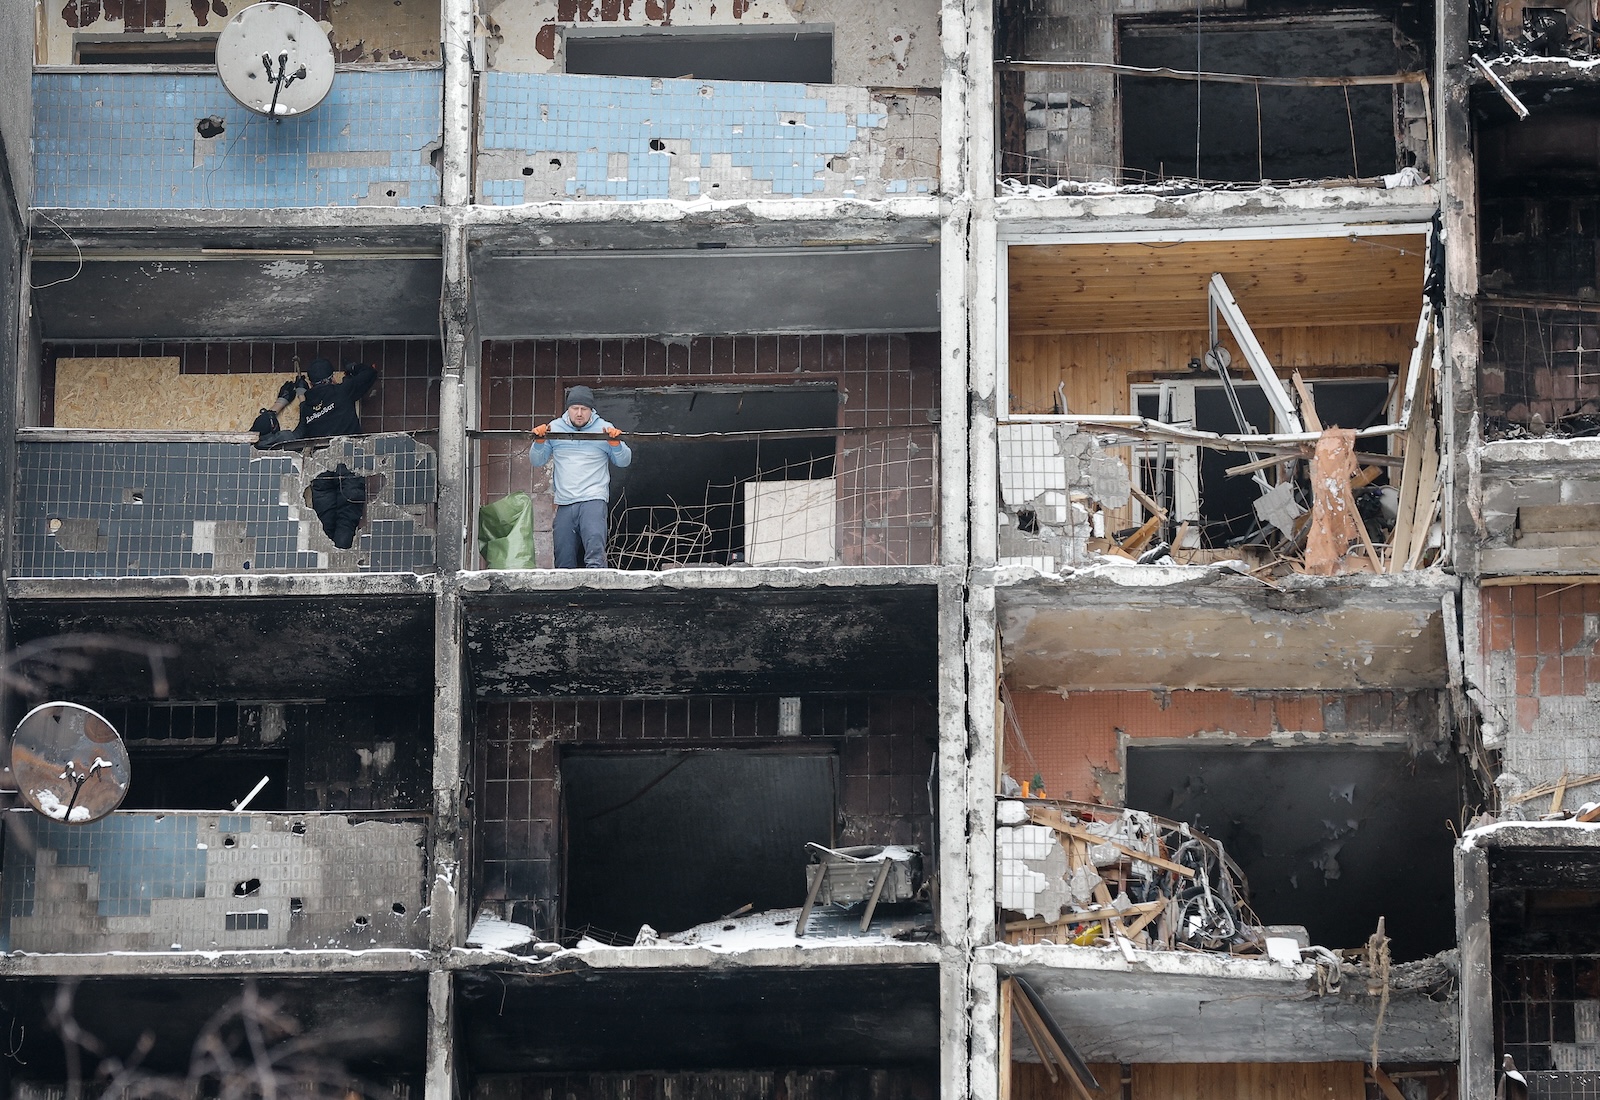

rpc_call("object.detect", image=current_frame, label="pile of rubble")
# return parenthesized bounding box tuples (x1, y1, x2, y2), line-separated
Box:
(998, 799, 1290, 957)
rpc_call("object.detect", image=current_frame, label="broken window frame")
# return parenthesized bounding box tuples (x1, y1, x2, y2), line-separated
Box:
(72, 35, 221, 66)
(1128, 374, 1399, 544)
(561, 24, 836, 84)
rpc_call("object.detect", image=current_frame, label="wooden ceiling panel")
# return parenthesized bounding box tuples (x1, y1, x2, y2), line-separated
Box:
(1007, 235, 1427, 334)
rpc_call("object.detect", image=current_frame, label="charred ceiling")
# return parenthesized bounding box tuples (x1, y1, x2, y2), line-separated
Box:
(463, 583, 940, 696)
(6, 591, 436, 700)
(456, 965, 941, 1072)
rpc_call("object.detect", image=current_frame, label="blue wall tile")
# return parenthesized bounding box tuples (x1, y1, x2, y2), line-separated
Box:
(34, 69, 443, 209)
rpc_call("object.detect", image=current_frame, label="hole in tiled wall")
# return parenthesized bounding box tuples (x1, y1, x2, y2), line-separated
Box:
(233, 878, 262, 897)
(196, 116, 225, 139)
(521, 167, 534, 176)
(124, 488, 144, 504)
(223, 835, 237, 848)
(392, 903, 406, 915)
(1017, 508, 1039, 534)
(354, 915, 370, 929)
(291, 821, 306, 835)
(649, 139, 666, 152)
(550, 158, 562, 168)
(290, 897, 304, 913)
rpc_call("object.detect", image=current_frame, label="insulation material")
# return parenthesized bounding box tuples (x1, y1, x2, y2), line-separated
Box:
(744, 478, 838, 565)
(1304, 427, 1361, 575)
(53, 357, 288, 431)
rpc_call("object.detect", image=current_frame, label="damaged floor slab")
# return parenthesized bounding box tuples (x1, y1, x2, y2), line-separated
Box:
(995, 569, 1454, 692)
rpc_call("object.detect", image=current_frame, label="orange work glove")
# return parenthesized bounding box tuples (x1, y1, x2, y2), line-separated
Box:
(533, 423, 548, 439)
(605, 426, 623, 446)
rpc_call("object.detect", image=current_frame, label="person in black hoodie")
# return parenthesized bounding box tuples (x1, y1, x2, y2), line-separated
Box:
(258, 357, 379, 443)
(291, 358, 378, 438)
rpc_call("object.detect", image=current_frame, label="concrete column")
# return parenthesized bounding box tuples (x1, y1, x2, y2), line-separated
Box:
(1436, 0, 1480, 579)
(966, 581, 1000, 1100)
(424, 968, 456, 1100)
(430, 585, 468, 951)
(968, 959, 1001, 1100)
(437, 217, 474, 574)
(439, 0, 474, 209)
(937, 576, 972, 1097)
(1456, 843, 1493, 1100)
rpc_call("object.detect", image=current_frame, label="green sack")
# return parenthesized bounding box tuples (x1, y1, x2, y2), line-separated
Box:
(477, 492, 537, 569)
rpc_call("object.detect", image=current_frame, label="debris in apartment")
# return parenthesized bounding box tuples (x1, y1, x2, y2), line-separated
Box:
(1000, 975, 1100, 1096)
(1475, 0, 1599, 58)
(997, 798, 1271, 955)
(463, 912, 561, 956)
(796, 843, 924, 937)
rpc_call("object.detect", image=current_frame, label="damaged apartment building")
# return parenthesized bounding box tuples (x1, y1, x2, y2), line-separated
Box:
(0, 0, 1594, 1096)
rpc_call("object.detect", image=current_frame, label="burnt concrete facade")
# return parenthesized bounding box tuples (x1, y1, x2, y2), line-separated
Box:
(4, 0, 1596, 1097)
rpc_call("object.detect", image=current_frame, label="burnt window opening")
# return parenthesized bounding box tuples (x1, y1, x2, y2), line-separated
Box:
(1133, 376, 1393, 548)
(1117, 18, 1416, 184)
(75, 38, 219, 64)
(105, 698, 432, 813)
(560, 750, 838, 943)
(1473, 0, 1599, 58)
(600, 385, 839, 570)
(1126, 744, 1464, 962)
(564, 26, 833, 84)
(1476, 94, 1600, 436)
(1490, 851, 1600, 1081)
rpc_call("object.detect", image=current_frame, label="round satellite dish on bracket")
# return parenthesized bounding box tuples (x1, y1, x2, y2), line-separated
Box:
(11, 702, 130, 825)
(216, 2, 335, 119)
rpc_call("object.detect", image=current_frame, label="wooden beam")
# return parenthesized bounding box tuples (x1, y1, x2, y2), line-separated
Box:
(1027, 807, 1198, 879)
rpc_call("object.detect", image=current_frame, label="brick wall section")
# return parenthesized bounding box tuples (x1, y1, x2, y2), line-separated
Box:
(43, 341, 442, 434)
(1482, 584, 1600, 800)
(474, 694, 936, 937)
(1007, 689, 1433, 804)
(478, 334, 940, 567)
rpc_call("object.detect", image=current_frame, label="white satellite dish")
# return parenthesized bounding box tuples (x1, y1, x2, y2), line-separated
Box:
(11, 702, 130, 825)
(216, 2, 335, 119)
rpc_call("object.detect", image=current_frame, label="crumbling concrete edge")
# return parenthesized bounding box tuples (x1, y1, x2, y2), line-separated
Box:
(456, 564, 953, 594)
(444, 944, 942, 971)
(5, 572, 440, 601)
(0, 949, 434, 977)
(995, 184, 1440, 234)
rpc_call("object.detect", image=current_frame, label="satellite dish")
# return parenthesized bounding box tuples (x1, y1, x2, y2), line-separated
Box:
(216, 2, 335, 119)
(11, 702, 130, 825)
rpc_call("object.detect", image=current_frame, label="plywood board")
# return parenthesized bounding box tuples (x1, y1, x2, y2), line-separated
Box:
(54, 358, 295, 431)
(1131, 1062, 1365, 1100)
(1009, 236, 1427, 334)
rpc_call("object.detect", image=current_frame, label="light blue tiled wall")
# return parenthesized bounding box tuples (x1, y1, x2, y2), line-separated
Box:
(478, 72, 937, 203)
(34, 69, 443, 209)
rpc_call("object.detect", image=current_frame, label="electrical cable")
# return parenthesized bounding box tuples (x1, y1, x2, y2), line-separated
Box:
(28, 211, 82, 291)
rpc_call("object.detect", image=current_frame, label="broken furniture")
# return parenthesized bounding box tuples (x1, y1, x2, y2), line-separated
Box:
(998, 799, 1256, 954)
(796, 843, 923, 936)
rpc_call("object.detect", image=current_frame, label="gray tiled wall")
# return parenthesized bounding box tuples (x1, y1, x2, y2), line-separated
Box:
(1, 811, 429, 952)
(14, 434, 436, 577)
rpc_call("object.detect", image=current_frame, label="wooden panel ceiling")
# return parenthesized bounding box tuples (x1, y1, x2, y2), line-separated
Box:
(1008, 235, 1427, 335)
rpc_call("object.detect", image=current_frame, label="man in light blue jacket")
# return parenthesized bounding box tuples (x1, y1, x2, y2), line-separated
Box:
(530, 385, 633, 568)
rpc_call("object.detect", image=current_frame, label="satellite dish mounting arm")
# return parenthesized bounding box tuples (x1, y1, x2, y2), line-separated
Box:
(261, 50, 307, 120)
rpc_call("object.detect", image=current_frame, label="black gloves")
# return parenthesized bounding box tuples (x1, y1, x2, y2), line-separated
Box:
(277, 380, 297, 402)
